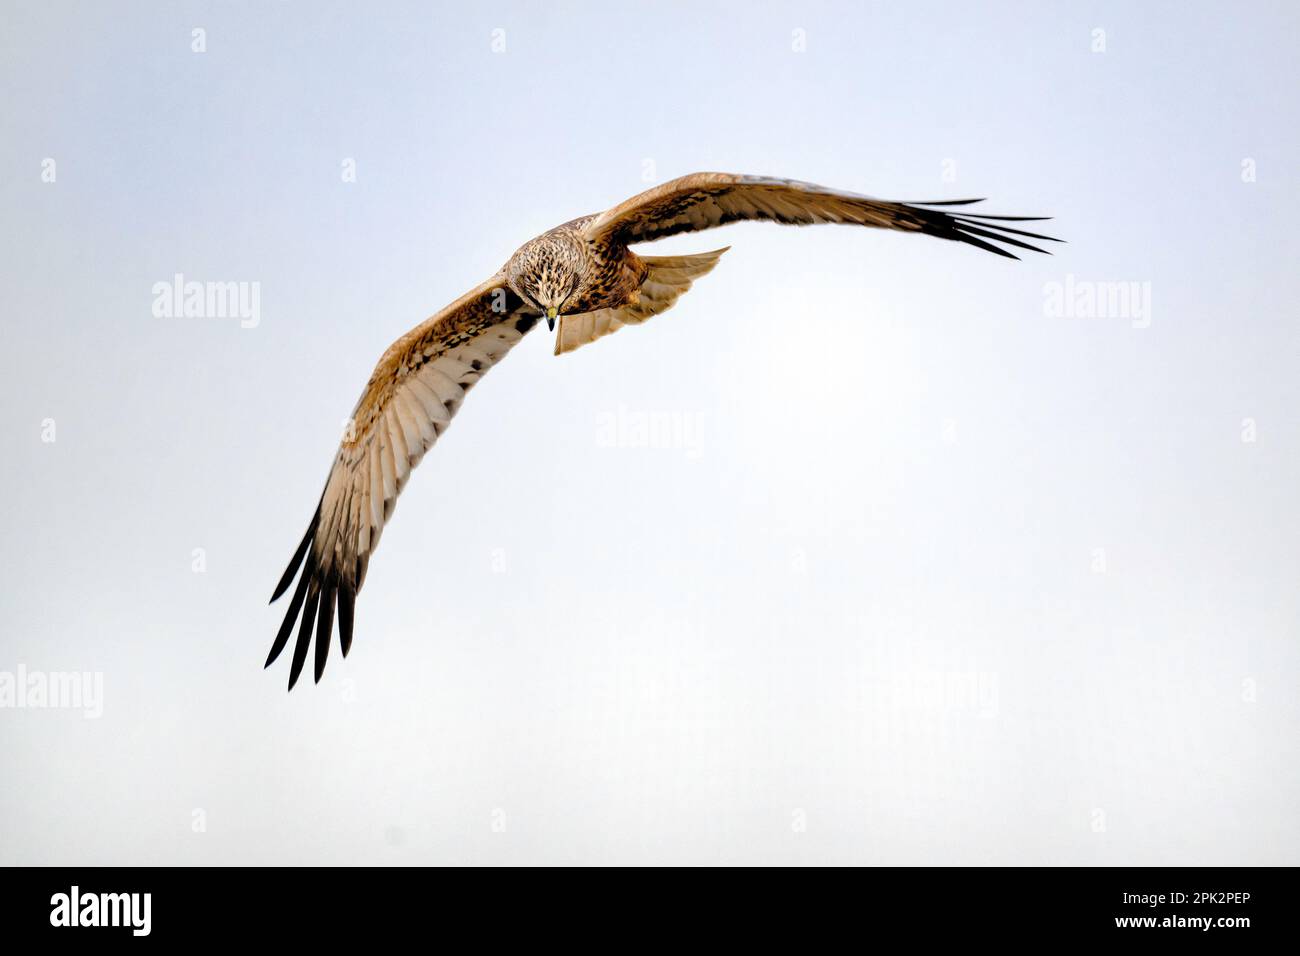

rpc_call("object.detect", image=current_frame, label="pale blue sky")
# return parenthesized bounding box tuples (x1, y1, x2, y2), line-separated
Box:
(1, 1, 1297, 864)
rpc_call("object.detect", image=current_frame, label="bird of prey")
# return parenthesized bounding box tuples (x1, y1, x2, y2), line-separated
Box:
(267, 172, 1058, 689)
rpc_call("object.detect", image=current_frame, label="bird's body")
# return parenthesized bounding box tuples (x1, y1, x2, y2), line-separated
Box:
(506, 216, 643, 320)
(267, 172, 1059, 689)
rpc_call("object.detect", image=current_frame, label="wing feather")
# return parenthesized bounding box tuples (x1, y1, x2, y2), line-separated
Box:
(584, 172, 1060, 258)
(386, 405, 414, 470)
(367, 440, 384, 531)
(378, 430, 397, 503)
(267, 276, 538, 689)
(406, 375, 451, 424)
(426, 362, 469, 399)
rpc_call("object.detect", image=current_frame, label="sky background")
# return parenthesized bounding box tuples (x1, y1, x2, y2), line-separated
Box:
(1, 0, 1297, 865)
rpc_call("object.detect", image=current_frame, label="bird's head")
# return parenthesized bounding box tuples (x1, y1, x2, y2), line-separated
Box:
(506, 232, 584, 330)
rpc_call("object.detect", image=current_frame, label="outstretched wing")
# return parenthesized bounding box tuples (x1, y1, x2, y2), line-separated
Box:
(584, 172, 1060, 259)
(267, 276, 540, 690)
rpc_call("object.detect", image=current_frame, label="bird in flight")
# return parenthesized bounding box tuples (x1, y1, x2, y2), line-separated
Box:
(266, 172, 1059, 689)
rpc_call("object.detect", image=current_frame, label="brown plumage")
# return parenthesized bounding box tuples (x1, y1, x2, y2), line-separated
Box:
(267, 172, 1060, 689)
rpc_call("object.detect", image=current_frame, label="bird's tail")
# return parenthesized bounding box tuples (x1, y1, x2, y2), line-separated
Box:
(554, 247, 729, 355)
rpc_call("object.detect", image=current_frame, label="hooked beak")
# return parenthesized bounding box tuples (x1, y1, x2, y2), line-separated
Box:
(545, 306, 558, 331)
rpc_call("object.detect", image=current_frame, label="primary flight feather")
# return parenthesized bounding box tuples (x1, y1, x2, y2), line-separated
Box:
(266, 172, 1060, 690)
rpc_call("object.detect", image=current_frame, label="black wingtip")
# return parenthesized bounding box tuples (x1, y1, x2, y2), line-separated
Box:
(270, 512, 319, 603)
(956, 221, 1052, 256)
(266, 554, 313, 668)
(953, 217, 1063, 243)
(338, 579, 355, 658)
(952, 213, 1054, 222)
(314, 580, 336, 684)
(906, 199, 1062, 259)
(956, 232, 1021, 259)
(287, 583, 321, 691)
(908, 198, 987, 206)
